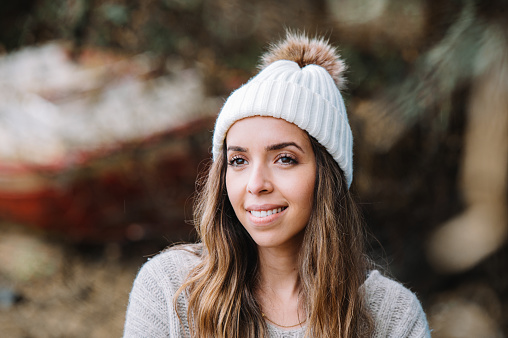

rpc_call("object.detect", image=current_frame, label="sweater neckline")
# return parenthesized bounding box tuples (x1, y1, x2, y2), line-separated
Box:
(266, 320, 306, 334)
(263, 270, 381, 335)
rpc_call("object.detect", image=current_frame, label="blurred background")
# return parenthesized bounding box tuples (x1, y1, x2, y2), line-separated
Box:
(0, 0, 507, 336)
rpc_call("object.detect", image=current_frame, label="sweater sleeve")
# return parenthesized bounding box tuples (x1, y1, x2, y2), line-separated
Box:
(123, 249, 197, 337)
(123, 258, 172, 337)
(365, 271, 431, 338)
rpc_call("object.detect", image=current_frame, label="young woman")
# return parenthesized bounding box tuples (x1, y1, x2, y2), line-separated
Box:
(123, 32, 431, 337)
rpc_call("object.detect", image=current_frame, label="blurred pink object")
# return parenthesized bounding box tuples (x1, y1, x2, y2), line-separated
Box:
(0, 42, 220, 242)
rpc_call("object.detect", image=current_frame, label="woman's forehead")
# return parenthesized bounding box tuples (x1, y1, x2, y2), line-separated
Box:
(226, 116, 309, 145)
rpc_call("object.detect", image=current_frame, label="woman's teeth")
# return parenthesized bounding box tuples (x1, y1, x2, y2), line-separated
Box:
(250, 207, 285, 218)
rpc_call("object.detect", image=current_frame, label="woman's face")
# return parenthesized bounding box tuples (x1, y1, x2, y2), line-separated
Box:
(225, 116, 316, 251)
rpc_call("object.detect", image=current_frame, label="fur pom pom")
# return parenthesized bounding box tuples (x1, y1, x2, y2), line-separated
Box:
(260, 31, 347, 89)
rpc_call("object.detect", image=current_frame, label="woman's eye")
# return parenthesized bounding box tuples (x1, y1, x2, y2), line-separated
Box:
(277, 155, 297, 165)
(228, 157, 247, 166)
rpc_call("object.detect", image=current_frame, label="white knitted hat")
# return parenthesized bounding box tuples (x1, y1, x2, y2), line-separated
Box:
(212, 33, 353, 188)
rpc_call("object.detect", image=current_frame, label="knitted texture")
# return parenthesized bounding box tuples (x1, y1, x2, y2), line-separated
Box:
(212, 58, 354, 188)
(123, 247, 431, 337)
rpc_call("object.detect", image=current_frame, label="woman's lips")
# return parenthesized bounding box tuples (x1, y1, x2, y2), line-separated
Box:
(246, 205, 287, 224)
(249, 207, 287, 218)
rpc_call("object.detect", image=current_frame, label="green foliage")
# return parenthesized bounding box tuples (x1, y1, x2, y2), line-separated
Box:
(99, 3, 129, 26)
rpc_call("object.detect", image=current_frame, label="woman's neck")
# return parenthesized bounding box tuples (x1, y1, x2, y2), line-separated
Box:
(256, 245, 306, 328)
(256, 230, 304, 291)
(257, 247, 300, 293)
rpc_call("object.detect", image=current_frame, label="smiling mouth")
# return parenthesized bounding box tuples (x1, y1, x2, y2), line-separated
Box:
(249, 207, 287, 218)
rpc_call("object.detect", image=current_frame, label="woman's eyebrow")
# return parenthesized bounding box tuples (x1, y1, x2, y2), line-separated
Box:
(266, 142, 304, 153)
(227, 145, 247, 152)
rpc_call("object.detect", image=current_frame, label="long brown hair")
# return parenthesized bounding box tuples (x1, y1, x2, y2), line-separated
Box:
(175, 135, 374, 337)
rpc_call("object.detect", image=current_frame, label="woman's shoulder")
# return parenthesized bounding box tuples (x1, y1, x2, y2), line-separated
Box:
(363, 270, 431, 337)
(139, 243, 202, 280)
(123, 244, 202, 337)
(138, 244, 201, 286)
(363, 270, 421, 308)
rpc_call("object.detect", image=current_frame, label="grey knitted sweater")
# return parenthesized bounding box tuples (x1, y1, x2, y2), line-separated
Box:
(124, 247, 431, 337)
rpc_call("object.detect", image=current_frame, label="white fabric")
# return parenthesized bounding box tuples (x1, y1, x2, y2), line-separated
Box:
(212, 60, 354, 188)
(124, 246, 431, 337)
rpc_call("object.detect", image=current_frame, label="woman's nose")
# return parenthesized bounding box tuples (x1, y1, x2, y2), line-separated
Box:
(247, 164, 273, 195)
